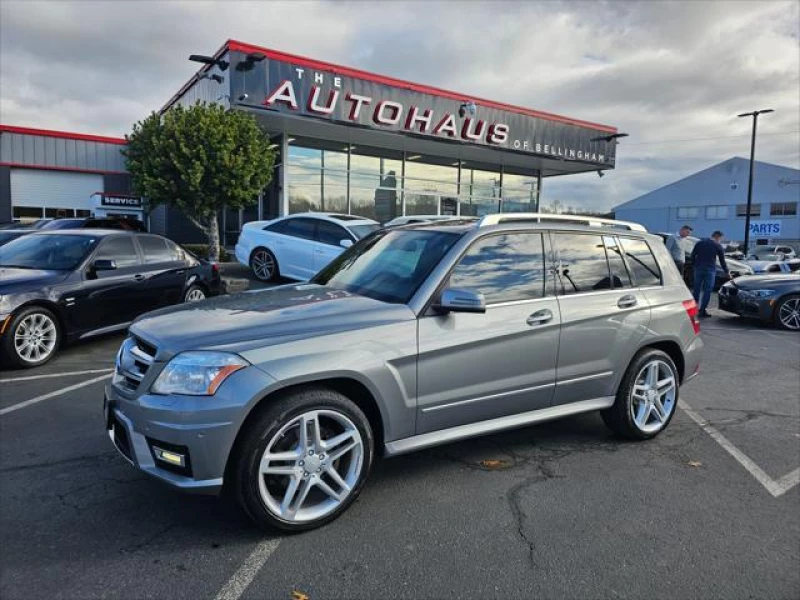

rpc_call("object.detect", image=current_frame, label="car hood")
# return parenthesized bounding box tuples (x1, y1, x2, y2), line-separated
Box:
(732, 274, 800, 289)
(0, 267, 70, 293)
(726, 258, 750, 271)
(130, 283, 416, 357)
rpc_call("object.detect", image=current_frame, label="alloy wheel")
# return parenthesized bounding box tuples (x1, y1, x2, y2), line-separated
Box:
(252, 250, 275, 281)
(14, 313, 58, 364)
(185, 288, 206, 302)
(629, 359, 677, 434)
(258, 410, 364, 523)
(778, 298, 800, 330)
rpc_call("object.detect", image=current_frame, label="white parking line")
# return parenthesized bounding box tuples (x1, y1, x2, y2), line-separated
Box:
(1, 368, 113, 383)
(0, 373, 112, 416)
(214, 539, 281, 600)
(680, 400, 800, 498)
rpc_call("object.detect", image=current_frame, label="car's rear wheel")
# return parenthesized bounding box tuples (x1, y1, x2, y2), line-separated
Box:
(1, 306, 61, 368)
(601, 349, 679, 440)
(184, 285, 207, 303)
(775, 295, 800, 331)
(250, 247, 279, 282)
(231, 387, 374, 532)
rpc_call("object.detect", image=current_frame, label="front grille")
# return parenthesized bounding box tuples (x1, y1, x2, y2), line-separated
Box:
(117, 336, 157, 391)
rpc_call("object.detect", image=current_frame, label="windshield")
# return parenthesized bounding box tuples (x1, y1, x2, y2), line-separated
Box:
(40, 219, 85, 230)
(349, 224, 381, 240)
(0, 232, 26, 246)
(0, 234, 99, 270)
(312, 229, 460, 304)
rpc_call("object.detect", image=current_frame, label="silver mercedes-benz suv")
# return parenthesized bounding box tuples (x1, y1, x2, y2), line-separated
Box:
(105, 214, 703, 532)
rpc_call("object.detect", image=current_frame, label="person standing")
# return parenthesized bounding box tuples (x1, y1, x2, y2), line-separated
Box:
(666, 224, 692, 278)
(691, 230, 730, 318)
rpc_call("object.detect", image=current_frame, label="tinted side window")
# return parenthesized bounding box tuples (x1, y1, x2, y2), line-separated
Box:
(281, 218, 316, 241)
(620, 237, 662, 286)
(164, 239, 186, 261)
(450, 233, 546, 304)
(264, 220, 288, 234)
(604, 236, 632, 288)
(552, 233, 611, 294)
(138, 236, 177, 263)
(316, 221, 350, 246)
(94, 236, 139, 267)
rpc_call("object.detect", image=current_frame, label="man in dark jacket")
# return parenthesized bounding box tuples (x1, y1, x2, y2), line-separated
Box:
(690, 230, 730, 317)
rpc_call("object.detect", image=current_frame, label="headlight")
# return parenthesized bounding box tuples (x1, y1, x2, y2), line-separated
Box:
(151, 351, 249, 396)
(748, 289, 777, 298)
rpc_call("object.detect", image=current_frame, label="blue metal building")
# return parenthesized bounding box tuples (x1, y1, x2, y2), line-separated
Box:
(614, 157, 800, 251)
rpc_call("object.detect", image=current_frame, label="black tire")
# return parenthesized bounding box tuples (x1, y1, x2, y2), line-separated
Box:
(1, 306, 61, 369)
(183, 284, 207, 303)
(774, 294, 800, 331)
(601, 348, 680, 440)
(250, 247, 279, 282)
(230, 387, 374, 532)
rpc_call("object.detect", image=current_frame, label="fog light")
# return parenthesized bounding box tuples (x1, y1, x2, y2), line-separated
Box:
(153, 446, 185, 467)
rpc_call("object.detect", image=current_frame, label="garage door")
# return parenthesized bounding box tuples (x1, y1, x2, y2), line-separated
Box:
(11, 169, 102, 218)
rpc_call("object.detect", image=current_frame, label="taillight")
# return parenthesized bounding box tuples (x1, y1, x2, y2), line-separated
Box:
(682, 299, 700, 335)
(211, 262, 219, 274)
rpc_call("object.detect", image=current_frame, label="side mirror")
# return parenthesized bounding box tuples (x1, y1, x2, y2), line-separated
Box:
(93, 259, 117, 271)
(340, 239, 354, 249)
(433, 288, 486, 314)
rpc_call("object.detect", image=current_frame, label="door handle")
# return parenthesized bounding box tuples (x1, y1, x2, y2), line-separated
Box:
(617, 294, 638, 309)
(526, 309, 553, 326)
(175, 269, 185, 275)
(133, 274, 145, 282)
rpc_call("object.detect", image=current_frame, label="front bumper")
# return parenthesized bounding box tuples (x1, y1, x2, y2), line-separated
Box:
(717, 288, 774, 321)
(104, 365, 276, 494)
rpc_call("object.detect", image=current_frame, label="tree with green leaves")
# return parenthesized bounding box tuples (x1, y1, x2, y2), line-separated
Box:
(124, 102, 275, 261)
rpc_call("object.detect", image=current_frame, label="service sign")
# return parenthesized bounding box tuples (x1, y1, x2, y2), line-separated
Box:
(749, 220, 782, 237)
(101, 195, 142, 208)
(230, 49, 617, 167)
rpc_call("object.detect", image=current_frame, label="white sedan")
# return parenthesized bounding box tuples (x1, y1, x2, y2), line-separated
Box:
(235, 213, 380, 281)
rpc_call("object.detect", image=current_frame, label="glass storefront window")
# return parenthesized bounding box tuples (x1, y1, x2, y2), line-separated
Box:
(284, 138, 540, 220)
(501, 172, 538, 213)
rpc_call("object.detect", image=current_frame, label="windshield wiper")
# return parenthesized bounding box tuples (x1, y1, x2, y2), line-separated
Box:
(0, 264, 37, 269)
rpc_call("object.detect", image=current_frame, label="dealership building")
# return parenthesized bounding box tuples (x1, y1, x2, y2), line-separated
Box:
(614, 157, 800, 250)
(1, 39, 620, 244)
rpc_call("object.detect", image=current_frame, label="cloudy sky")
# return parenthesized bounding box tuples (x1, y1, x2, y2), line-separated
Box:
(1, 0, 798, 210)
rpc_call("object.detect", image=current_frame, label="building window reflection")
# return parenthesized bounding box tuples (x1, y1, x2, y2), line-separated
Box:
(284, 137, 540, 222)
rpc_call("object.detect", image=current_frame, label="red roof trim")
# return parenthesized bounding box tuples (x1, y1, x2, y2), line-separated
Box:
(0, 162, 128, 175)
(227, 39, 617, 133)
(0, 125, 126, 145)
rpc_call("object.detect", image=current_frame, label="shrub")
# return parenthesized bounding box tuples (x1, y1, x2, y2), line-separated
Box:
(183, 244, 230, 262)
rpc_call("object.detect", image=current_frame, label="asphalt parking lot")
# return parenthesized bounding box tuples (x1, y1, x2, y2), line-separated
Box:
(1, 299, 798, 600)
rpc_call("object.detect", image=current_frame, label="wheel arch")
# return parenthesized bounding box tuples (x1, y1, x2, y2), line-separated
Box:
(641, 339, 685, 384)
(6, 300, 68, 347)
(224, 376, 387, 484)
(772, 292, 800, 326)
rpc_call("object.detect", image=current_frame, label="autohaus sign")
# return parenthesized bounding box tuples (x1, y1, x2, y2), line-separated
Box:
(229, 42, 617, 166)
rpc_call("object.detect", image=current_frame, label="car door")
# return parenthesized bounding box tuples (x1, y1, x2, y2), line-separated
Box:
(273, 217, 318, 280)
(135, 235, 189, 312)
(313, 220, 352, 272)
(72, 235, 144, 332)
(551, 233, 652, 406)
(416, 231, 561, 433)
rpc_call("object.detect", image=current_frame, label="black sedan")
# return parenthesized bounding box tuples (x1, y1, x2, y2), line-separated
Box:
(718, 274, 800, 331)
(0, 230, 222, 368)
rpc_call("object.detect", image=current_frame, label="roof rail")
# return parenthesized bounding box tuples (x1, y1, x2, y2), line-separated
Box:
(476, 212, 647, 232)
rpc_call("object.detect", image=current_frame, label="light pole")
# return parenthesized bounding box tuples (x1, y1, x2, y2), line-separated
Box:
(737, 109, 774, 252)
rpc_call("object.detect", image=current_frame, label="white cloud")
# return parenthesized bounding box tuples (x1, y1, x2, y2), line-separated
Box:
(1, 0, 798, 210)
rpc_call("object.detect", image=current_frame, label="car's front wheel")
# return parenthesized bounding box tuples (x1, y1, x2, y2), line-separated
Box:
(602, 348, 679, 440)
(231, 387, 374, 532)
(775, 294, 800, 331)
(1, 306, 61, 368)
(250, 247, 279, 282)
